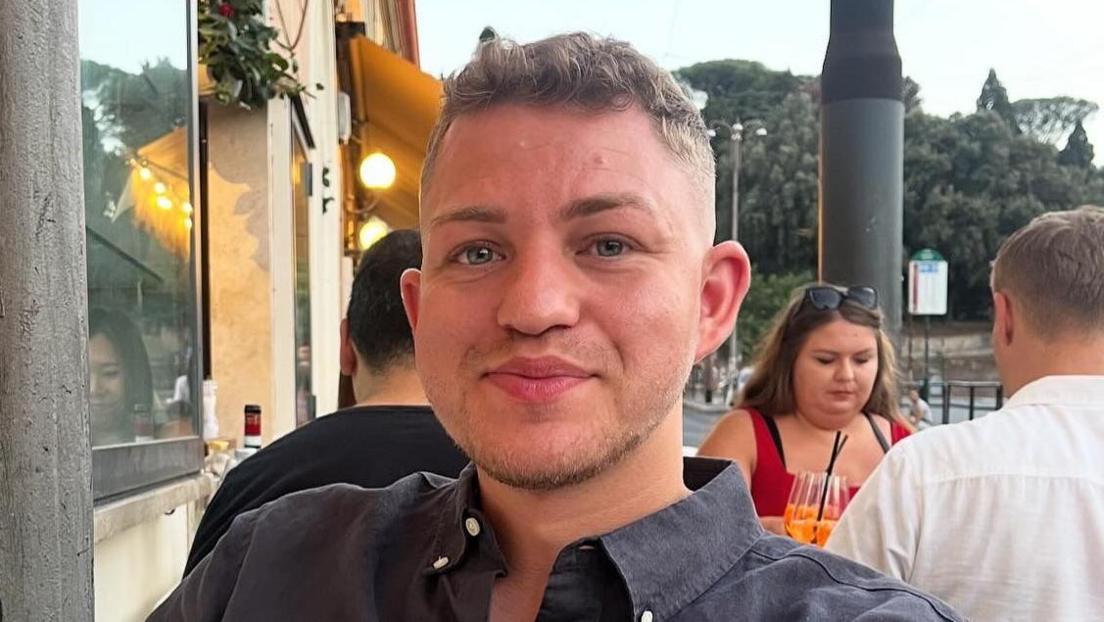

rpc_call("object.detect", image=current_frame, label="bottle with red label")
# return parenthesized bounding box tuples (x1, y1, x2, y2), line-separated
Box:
(243, 404, 262, 449)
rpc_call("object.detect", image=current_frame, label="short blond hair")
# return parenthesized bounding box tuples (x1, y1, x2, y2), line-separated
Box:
(421, 32, 715, 211)
(992, 205, 1104, 337)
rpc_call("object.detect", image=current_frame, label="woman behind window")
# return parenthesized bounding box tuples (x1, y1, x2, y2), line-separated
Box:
(698, 284, 912, 535)
(88, 308, 154, 445)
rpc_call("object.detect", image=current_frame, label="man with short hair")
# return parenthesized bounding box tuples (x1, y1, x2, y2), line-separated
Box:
(181, 230, 468, 575)
(152, 33, 959, 620)
(828, 205, 1104, 621)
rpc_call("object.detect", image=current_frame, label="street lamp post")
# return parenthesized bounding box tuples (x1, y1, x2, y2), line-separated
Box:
(708, 120, 766, 404)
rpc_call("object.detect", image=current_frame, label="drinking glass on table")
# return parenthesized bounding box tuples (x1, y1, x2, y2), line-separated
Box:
(783, 471, 849, 547)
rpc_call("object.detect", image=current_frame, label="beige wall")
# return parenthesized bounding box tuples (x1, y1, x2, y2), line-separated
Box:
(93, 505, 192, 622)
(206, 104, 285, 444)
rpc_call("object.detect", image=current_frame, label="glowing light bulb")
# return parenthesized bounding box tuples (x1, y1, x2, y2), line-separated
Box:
(358, 152, 396, 189)
(156, 196, 173, 210)
(181, 201, 193, 215)
(184, 216, 193, 230)
(357, 217, 390, 250)
(138, 167, 152, 181)
(153, 181, 167, 194)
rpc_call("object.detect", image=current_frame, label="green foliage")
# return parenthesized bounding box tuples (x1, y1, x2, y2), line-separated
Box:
(1058, 120, 1096, 169)
(198, 0, 310, 109)
(1012, 97, 1099, 145)
(977, 69, 1020, 134)
(679, 58, 1104, 322)
(738, 271, 814, 361)
(676, 60, 804, 123)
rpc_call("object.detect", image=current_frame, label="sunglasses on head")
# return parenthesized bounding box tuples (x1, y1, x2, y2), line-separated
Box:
(802, 286, 879, 311)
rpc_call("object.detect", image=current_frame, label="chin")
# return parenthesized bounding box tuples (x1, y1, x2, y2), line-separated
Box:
(463, 412, 650, 492)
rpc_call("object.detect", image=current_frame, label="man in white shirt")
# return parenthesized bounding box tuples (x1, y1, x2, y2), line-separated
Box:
(827, 205, 1104, 622)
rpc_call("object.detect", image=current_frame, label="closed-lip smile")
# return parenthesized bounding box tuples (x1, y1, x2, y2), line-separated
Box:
(485, 357, 594, 402)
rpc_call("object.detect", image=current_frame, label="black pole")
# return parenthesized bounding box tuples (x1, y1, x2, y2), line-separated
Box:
(819, 0, 905, 339)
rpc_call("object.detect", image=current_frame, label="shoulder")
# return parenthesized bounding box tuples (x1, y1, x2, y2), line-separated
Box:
(730, 535, 961, 620)
(698, 409, 758, 458)
(252, 470, 453, 525)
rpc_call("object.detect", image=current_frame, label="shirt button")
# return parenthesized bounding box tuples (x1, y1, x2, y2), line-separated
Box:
(432, 556, 449, 570)
(464, 516, 482, 537)
(641, 611, 654, 622)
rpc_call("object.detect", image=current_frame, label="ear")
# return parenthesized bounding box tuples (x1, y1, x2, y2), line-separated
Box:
(992, 290, 1015, 348)
(339, 318, 358, 376)
(695, 241, 752, 362)
(400, 268, 423, 332)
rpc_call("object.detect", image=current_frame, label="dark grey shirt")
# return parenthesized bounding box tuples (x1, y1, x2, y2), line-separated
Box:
(150, 458, 962, 621)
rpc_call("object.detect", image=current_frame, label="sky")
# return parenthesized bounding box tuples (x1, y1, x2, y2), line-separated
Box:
(417, 0, 1104, 162)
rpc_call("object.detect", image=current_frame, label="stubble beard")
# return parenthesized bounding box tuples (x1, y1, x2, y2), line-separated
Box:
(446, 377, 682, 492)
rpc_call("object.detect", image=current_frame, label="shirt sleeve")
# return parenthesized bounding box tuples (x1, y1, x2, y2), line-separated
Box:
(825, 441, 922, 583)
(147, 510, 259, 622)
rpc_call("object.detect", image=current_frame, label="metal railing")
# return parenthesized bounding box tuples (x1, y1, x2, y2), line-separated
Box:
(902, 379, 1004, 425)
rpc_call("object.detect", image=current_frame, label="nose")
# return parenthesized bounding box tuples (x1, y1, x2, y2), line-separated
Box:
(834, 359, 856, 383)
(89, 371, 103, 397)
(496, 249, 580, 336)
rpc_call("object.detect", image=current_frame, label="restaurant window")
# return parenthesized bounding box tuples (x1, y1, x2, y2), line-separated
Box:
(80, 0, 203, 500)
(292, 102, 316, 427)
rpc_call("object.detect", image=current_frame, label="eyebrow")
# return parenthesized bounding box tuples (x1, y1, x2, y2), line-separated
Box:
(429, 193, 657, 229)
(811, 349, 876, 356)
(428, 205, 507, 229)
(560, 193, 656, 221)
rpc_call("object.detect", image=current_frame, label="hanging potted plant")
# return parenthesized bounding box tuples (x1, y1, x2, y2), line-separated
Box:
(197, 0, 313, 109)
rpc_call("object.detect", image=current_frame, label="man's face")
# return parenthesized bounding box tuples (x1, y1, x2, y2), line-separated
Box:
(403, 104, 741, 490)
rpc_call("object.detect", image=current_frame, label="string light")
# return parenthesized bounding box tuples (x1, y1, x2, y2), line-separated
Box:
(138, 167, 153, 181)
(357, 217, 390, 250)
(153, 181, 167, 194)
(358, 151, 396, 190)
(156, 196, 173, 210)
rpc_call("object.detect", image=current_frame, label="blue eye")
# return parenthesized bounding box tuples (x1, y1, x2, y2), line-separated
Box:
(456, 245, 500, 265)
(594, 239, 626, 257)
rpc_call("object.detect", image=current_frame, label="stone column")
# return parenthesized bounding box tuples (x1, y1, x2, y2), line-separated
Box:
(0, 0, 94, 619)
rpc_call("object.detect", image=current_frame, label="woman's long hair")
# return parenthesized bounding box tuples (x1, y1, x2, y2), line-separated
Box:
(88, 308, 154, 418)
(738, 284, 901, 421)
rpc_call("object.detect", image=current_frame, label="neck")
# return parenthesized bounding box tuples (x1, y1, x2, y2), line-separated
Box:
(352, 364, 427, 407)
(480, 409, 689, 617)
(1002, 337, 1104, 395)
(792, 408, 865, 434)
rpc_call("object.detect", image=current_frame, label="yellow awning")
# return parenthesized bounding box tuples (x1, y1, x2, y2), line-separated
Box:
(347, 36, 442, 228)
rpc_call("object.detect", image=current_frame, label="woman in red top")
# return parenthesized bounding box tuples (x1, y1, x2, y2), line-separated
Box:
(699, 284, 912, 535)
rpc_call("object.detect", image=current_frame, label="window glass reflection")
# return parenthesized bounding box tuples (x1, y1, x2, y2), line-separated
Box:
(79, 0, 197, 446)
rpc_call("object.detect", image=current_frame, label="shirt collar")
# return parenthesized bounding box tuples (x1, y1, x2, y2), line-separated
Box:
(422, 463, 493, 576)
(1005, 375, 1104, 409)
(599, 458, 762, 619)
(425, 457, 762, 618)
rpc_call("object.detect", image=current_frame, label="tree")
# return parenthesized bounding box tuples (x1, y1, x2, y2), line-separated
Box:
(677, 59, 1104, 321)
(977, 69, 1020, 134)
(738, 270, 814, 360)
(903, 76, 923, 114)
(675, 60, 803, 125)
(1012, 97, 1098, 145)
(1057, 120, 1095, 169)
(677, 60, 819, 274)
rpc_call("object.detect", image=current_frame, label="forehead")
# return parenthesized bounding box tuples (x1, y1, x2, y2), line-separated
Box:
(422, 103, 695, 224)
(802, 317, 878, 350)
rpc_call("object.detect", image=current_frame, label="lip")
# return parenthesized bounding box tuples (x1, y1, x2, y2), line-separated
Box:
(485, 357, 594, 403)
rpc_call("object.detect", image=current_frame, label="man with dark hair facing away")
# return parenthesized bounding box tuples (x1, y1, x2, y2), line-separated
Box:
(182, 229, 468, 575)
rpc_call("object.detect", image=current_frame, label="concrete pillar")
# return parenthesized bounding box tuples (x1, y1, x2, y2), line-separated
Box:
(0, 0, 95, 620)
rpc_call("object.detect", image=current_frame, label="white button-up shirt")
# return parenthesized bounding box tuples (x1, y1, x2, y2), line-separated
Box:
(827, 375, 1104, 622)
